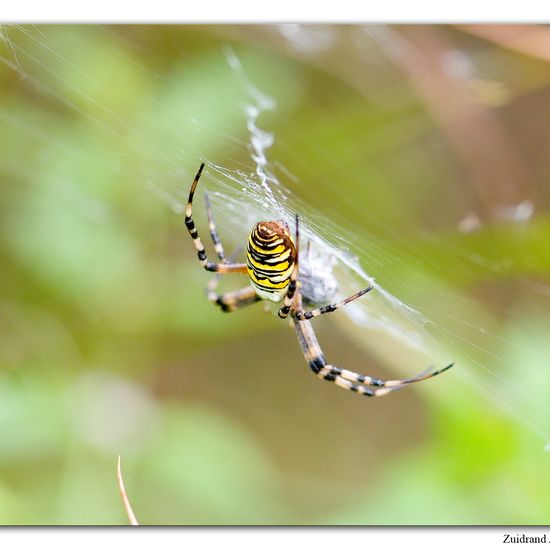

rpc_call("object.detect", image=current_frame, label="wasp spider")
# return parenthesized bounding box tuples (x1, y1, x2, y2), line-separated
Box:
(185, 163, 453, 397)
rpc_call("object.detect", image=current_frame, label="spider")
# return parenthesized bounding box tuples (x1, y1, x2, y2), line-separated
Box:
(184, 163, 453, 397)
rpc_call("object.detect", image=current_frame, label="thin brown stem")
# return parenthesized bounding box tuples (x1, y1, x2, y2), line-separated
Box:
(116, 455, 139, 526)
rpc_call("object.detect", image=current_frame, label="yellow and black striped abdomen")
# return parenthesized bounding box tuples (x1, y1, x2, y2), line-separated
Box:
(246, 221, 296, 302)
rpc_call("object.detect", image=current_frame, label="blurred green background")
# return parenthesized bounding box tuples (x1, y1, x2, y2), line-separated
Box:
(1, 24, 550, 525)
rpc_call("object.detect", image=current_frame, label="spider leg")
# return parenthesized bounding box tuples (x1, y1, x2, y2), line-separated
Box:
(185, 163, 247, 274)
(207, 282, 261, 313)
(318, 359, 454, 389)
(278, 213, 300, 319)
(205, 247, 261, 312)
(292, 310, 453, 396)
(204, 191, 226, 262)
(280, 214, 372, 320)
(284, 212, 453, 395)
(293, 285, 374, 320)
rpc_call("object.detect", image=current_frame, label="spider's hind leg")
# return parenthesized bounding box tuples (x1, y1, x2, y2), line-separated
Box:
(207, 281, 261, 313)
(185, 163, 246, 274)
(204, 190, 226, 262)
(205, 246, 260, 313)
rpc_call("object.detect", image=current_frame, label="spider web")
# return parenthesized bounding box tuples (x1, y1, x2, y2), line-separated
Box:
(2, 24, 550, 448)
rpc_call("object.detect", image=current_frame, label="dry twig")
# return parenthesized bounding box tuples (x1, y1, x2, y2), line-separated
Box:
(116, 455, 139, 526)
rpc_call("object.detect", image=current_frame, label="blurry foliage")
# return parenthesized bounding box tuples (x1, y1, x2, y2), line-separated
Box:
(1, 24, 550, 525)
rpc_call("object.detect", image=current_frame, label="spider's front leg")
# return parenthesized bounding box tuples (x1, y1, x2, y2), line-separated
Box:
(277, 212, 373, 320)
(292, 310, 395, 396)
(290, 280, 453, 396)
(293, 315, 453, 396)
(293, 285, 374, 320)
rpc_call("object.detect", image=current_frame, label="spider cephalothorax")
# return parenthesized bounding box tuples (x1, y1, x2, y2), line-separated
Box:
(184, 163, 453, 397)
